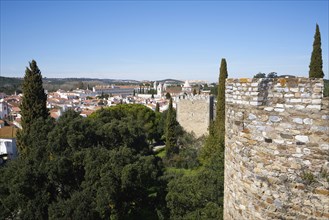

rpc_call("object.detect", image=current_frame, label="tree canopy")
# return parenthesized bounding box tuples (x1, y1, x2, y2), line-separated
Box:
(1, 105, 167, 219)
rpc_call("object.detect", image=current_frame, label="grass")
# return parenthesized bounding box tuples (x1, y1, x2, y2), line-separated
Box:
(155, 147, 200, 177)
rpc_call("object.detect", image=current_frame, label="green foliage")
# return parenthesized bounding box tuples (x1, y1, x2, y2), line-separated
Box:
(91, 104, 161, 145)
(18, 60, 49, 155)
(155, 102, 160, 112)
(0, 105, 167, 219)
(165, 92, 171, 99)
(324, 79, 329, 97)
(267, 72, 278, 78)
(165, 98, 179, 158)
(195, 59, 227, 218)
(166, 150, 224, 220)
(98, 92, 109, 100)
(0, 76, 22, 94)
(309, 24, 324, 78)
(253, 72, 278, 78)
(253, 72, 266, 78)
(302, 171, 316, 185)
(20, 60, 49, 131)
(217, 58, 228, 143)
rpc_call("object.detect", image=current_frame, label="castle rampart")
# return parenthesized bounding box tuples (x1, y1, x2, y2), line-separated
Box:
(224, 77, 329, 219)
(176, 95, 214, 137)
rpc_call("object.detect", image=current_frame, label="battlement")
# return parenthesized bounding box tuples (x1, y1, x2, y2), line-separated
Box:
(176, 94, 212, 101)
(224, 77, 329, 219)
(226, 77, 325, 110)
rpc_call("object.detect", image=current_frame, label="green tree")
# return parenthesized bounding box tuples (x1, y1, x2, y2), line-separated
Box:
(20, 60, 49, 131)
(165, 98, 179, 158)
(165, 92, 171, 99)
(253, 72, 266, 78)
(155, 102, 160, 112)
(309, 24, 324, 78)
(197, 59, 228, 218)
(217, 58, 228, 143)
(18, 60, 49, 154)
(1, 106, 167, 220)
(267, 72, 278, 78)
(193, 88, 197, 96)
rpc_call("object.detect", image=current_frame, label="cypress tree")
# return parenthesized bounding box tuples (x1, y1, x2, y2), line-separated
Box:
(20, 60, 49, 131)
(200, 58, 228, 162)
(165, 98, 179, 158)
(217, 58, 228, 143)
(309, 24, 324, 78)
(17, 60, 49, 155)
(155, 102, 160, 112)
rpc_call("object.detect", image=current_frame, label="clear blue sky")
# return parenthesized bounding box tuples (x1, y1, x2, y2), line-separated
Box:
(1, 0, 328, 82)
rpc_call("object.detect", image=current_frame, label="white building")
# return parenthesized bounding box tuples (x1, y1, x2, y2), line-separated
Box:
(0, 100, 9, 119)
(0, 138, 17, 163)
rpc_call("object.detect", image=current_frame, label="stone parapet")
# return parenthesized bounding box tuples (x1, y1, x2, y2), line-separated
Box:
(224, 77, 329, 219)
(226, 77, 324, 110)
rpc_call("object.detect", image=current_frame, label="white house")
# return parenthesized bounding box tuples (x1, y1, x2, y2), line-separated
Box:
(0, 138, 17, 163)
(0, 100, 9, 119)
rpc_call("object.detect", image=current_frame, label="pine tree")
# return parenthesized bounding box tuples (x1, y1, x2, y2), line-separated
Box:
(309, 24, 324, 78)
(17, 60, 49, 155)
(165, 98, 179, 158)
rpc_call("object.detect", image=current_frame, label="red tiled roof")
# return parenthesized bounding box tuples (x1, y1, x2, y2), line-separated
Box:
(11, 107, 21, 112)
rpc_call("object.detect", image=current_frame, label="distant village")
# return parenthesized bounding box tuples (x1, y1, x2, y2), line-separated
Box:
(0, 79, 214, 164)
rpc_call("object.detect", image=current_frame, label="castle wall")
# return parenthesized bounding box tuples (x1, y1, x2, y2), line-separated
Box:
(176, 95, 214, 137)
(224, 78, 329, 219)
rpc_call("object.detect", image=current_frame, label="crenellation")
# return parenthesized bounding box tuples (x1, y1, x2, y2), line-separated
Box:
(224, 77, 329, 220)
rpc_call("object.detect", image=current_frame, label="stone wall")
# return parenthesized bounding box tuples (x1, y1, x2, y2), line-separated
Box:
(176, 95, 214, 137)
(224, 77, 329, 220)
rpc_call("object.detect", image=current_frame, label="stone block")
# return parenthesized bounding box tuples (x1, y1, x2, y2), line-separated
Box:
(284, 94, 294, 98)
(295, 135, 309, 143)
(301, 93, 310, 98)
(264, 107, 274, 111)
(290, 88, 299, 92)
(314, 188, 329, 196)
(311, 99, 322, 104)
(280, 133, 293, 139)
(274, 108, 285, 112)
(294, 105, 305, 110)
(303, 118, 313, 125)
(269, 116, 281, 122)
(248, 113, 257, 120)
(322, 115, 329, 120)
(306, 105, 321, 110)
(290, 98, 302, 103)
(250, 101, 261, 106)
(293, 118, 303, 124)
